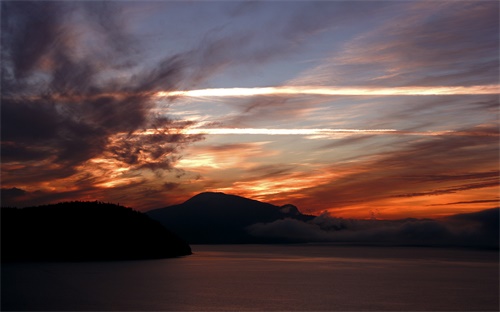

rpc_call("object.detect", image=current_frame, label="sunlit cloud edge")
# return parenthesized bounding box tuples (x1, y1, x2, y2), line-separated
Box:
(157, 85, 499, 98)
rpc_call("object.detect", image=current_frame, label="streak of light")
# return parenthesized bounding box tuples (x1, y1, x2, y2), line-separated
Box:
(183, 128, 498, 137)
(7, 85, 498, 103)
(156, 85, 499, 98)
(183, 128, 398, 135)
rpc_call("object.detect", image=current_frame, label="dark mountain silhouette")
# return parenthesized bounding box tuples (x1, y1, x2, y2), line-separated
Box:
(147, 192, 315, 244)
(1, 201, 191, 262)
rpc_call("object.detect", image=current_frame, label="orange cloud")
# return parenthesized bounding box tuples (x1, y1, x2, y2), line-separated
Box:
(189, 125, 499, 219)
(177, 142, 277, 173)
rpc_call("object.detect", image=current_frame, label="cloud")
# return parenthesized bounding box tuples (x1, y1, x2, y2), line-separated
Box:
(276, 1, 391, 45)
(177, 142, 276, 173)
(247, 208, 499, 248)
(0, 2, 205, 207)
(160, 2, 406, 126)
(293, 1, 499, 87)
(276, 125, 499, 216)
(393, 180, 499, 198)
(163, 2, 371, 89)
(208, 2, 499, 131)
(188, 125, 498, 215)
(429, 199, 499, 207)
(225, 95, 333, 127)
(162, 85, 498, 98)
(3, 1, 392, 189)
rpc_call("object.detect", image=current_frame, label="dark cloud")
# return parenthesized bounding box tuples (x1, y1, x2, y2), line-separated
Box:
(247, 208, 499, 248)
(162, 182, 180, 191)
(0, 1, 204, 207)
(1, 2, 63, 81)
(393, 180, 499, 198)
(429, 199, 499, 206)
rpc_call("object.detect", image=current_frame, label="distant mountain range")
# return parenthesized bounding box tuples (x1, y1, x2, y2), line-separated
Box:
(148, 192, 499, 248)
(1, 202, 191, 262)
(3, 193, 496, 255)
(147, 192, 315, 244)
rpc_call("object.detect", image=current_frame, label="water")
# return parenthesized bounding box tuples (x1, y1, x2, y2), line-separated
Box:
(2, 244, 498, 311)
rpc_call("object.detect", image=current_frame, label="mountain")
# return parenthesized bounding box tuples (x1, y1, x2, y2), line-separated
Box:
(1, 201, 191, 262)
(146, 192, 314, 244)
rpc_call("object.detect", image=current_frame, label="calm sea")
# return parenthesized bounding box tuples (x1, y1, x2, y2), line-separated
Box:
(2, 244, 498, 311)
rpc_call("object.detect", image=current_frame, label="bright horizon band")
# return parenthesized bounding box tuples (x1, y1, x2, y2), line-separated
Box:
(157, 85, 500, 98)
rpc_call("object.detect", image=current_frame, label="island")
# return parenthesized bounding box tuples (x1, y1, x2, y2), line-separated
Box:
(1, 201, 191, 261)
(147, 192, 315, 244)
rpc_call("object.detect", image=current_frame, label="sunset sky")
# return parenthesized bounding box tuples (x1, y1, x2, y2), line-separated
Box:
(1, 1, 498, 219)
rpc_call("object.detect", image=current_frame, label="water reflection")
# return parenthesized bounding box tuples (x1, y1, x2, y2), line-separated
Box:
(2, 245, 498, 311)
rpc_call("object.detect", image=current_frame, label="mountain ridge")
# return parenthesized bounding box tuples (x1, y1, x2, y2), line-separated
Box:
(147, 192, 314, 244)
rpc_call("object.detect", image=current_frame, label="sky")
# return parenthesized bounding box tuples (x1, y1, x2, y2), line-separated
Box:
(1, 1, 498, 219)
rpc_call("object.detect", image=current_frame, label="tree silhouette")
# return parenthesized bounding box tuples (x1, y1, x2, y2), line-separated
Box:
(1, 201, 191, 261)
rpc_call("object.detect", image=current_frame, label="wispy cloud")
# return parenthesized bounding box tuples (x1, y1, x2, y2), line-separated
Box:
(293, 126, 499, 217)
(159, 85, 499, 98)
(181, 1, 499, 135)
(201, 125, 499, 218)
(291, 1, 498, 87)
(428, 199, 499, 207)
(183, 127, 499, 138)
